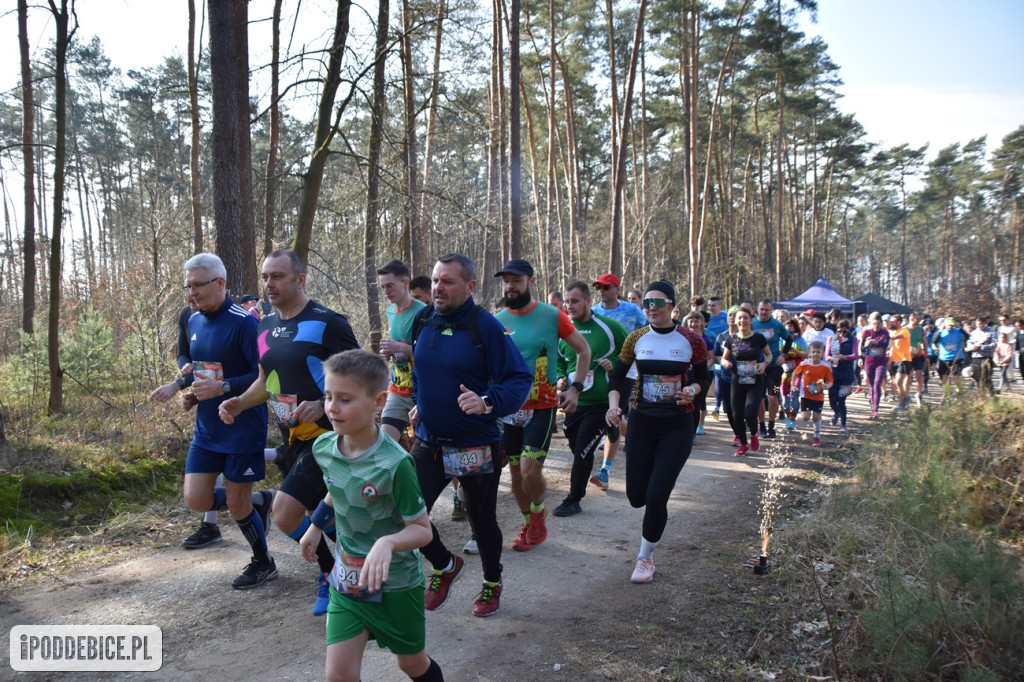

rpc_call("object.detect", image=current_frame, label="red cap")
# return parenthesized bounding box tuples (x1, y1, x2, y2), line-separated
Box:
(593, 273, 621, 288)
(804, 308, 816, 316)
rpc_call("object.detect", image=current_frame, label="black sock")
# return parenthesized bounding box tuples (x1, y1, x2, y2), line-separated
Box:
(236, 510, 270, 563)
(411, 657, 444, 682)
(768, 420, 775, 430)
(316, 534, 334, 574)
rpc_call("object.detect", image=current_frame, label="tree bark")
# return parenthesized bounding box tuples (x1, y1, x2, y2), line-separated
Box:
(508, 0, 521, 257)
(292, 0, 353, 262)
(420, 0, 446, 264)
(263, 0, 283, 261)
(400, 0, 421, 270)
(18, 0, 36, 335)
(364, 0, 390, 344)
(188, 0, 203, 254)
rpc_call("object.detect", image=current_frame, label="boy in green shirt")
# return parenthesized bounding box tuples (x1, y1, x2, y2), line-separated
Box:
(300, 349, 443, 682)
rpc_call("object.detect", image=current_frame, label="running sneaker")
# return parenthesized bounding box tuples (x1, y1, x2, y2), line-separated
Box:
(425, 555, 465, 611)
(525, 509, 547, 546)
(839, 426, 849, 435)
(473, 582, 502, 617)
(870, 410, 878, 419)
(553, 499, 582, 517)
(512, 524, 534, 552)
(812, 437, 821, 446)
(463, 536, 479, 554)
(451, 490, 467, 521)
(692, 434, 698, 445)
(764, 427, 777, 439)
(734, 444, 750, 457)
(785, 418, 796, 430)
(590, 468, 609, 491)
(232, 556, 278, 589)
(732, 438, 742, 447)
(831, 414, 839, 426)
(182, 521, 222, 550)
(630, 558, 656, 584)
(696, 424, 705, 435)
(312, 572, 330, 616)
(710, 410, 720, 421)
(750, 434, 760, 452)
(914, 393, 922, 407)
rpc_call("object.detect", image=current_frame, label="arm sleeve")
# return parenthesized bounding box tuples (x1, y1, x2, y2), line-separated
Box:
(608, 329, 641, 393)
(176, 307, 192, 369)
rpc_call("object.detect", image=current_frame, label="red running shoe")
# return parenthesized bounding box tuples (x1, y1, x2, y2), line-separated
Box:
(424, 555, 465, 611)
(750, 434, 760, 452)
(734, 444, 750, 456)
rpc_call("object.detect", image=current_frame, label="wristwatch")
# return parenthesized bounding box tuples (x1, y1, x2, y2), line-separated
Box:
(570, 381, 585, 393)
(481, 395, 494, 415)
(221, 380, 231, 395)
(175, 377, 186, 390)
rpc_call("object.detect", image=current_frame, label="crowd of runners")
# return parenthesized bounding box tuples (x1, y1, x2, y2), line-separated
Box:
(149, 251, 1023, 681)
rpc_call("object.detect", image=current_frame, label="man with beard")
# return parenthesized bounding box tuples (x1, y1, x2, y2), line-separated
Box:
(219, 249, 359, 615)
(552, 281, 627, 517)
(495, 259, 591, 551)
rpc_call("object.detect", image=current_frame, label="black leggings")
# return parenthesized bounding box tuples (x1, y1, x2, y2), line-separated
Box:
(411, 439, 503, 583)
(729, 378, 764, 445)
(828, 383, 848, 426)
(563, 404, 608, 502)
(624, 410, 695, 543)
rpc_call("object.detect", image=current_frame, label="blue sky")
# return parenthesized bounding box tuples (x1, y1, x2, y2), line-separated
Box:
(2, 0, 1022, 159)
(797, 0, 1024, 155)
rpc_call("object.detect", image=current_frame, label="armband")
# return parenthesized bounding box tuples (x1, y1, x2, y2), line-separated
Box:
(311, 500, 334, 530)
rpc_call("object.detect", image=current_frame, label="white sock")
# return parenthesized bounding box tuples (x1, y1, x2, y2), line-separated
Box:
(264, 448, 277, 461)
(203, 510, 218, 524)
(638, 536, 658, 561)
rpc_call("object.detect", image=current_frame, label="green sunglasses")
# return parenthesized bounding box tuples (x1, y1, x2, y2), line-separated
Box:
(642, 298, 672, 310)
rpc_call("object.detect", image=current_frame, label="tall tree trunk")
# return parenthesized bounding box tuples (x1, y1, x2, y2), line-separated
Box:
(18, 0, 36, 335)
(234, 0, 257, 295)
(420, 0, 445, 264)
(400, 0, 421, 269)
(508, 0, 521, 258)
(487, 0, 503, 271)
(188, 0, 204, 254)
(263, 0, 282, 260)
(604, 0, 621, 272)
(292, 0, 353, 262)
(685, 3, 699, 295)
(46, 0, 76, 415)
(609, 0, 647, 275)
(364, 0, 390, 345)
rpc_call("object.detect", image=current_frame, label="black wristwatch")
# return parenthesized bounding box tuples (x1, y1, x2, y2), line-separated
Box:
(570, 381, 585, 393)
(481, 395, 494, 414)
(221, 380, 231, 395)
(175, 377, 186, 390)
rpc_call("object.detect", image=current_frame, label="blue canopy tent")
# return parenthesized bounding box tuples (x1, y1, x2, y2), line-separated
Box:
(774, 278, 858, 315)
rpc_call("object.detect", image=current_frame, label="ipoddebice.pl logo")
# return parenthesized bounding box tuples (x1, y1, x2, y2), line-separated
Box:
(9, 625, 162, 672)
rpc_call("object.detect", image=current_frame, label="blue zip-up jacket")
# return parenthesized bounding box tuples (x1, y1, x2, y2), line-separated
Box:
(412, 297, 532, 447)
(188, 296, 266, 453)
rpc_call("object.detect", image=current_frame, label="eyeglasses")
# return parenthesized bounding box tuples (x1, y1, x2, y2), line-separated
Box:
(183, 277, 219, 292)
(642, 298, 672, 310)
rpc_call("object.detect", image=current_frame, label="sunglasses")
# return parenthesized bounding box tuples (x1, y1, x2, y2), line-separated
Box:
(595, 284, 612, 291)
(642, 298, 672, 310)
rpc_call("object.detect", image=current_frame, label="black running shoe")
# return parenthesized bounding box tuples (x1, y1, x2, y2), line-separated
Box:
(232, 557, 278, 589)
(181, 521, 222, 550)
(765, 426, 777, 439)
(553, 500, 582, 517)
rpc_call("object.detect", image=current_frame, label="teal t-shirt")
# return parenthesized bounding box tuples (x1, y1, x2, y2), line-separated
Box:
(752, 316, 788, 361)
(384, 298, 427, 396)
(496, 300, 567, 409)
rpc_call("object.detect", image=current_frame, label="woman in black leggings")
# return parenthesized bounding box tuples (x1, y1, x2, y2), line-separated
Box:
(606, 281, 710, 585)
(721, 308, 771, 456)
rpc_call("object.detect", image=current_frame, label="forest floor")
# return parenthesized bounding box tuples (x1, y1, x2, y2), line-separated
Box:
(1, 390, 887, 681)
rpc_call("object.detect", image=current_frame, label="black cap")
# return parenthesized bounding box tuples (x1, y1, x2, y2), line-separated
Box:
(494, 258, 534, 278)
(239, 294, 259, 304)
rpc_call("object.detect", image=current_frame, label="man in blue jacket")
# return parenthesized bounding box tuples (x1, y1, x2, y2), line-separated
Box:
(410, 253, 532, 618)
(180, 253, 272, 590)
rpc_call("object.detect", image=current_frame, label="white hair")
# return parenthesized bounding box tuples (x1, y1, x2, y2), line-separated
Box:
(184, 253, 227, 281)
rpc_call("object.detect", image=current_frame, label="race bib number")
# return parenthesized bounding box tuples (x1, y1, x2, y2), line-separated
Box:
(582, 370, 595, 392)
(806, 382, 823, 395)
(500, 409, 534, 427)
(193, 361, 223, 382)
(868, 347, 886, 358)
(760, 329, 775, 341)
(641, 374, 682, 403)
(329, 551, 382, 602)
(268, 392, 298, 428)
(442, 444, 494, 478)
(944, 342, 958, 352)
(737, 361, 758, 385)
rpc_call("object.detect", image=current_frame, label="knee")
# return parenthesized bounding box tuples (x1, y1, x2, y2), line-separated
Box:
(272, 493, 306, 534)
(397, 653, 431, 678)
(225, 487, 252, 517)
(183, 489, 209, 513)
(326, 664, 358, 682)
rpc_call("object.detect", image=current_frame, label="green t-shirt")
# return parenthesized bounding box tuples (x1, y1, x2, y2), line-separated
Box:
(908, 325, 924, 355)
(312, 428, 427, 592)
(557, 312, 628, 406)
(384, 298, 427, 396)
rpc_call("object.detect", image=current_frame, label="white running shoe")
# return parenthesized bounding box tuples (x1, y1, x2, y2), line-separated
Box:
(630, 558, 655, 584)
(463, 537, 479, 554)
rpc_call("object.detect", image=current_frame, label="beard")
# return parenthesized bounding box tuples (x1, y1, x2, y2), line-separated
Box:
(505, 289, 532, 310)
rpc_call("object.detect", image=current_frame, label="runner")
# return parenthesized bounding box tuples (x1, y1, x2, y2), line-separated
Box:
(965, 317, 997, 398)
(605, 280, 709, 584)
(888, 315, 912, 410)
(859, 312, 891, 418)
(906, 312, 927, 405)
(410, 253, 533, 617)
(791, 341, 834, 447)
(683, 311, 715, 440)
(409, 276, 432, 305)
(932, 317, 966, 402)
(179, 253, 273, 590)
(780, 318, 808, 430)
(300, 350, 444, 682)
(377, 259, 428, 446)
(591, 273, 647, 490)
(495, 259, 591, 552)
(552, 281, 627, 517)
(825, 320, 858, 434)
(219, 249, 359, 612)
(752, 300, 788, 439)
(721, 308, 771, 456)
(713, 307, 739, 442)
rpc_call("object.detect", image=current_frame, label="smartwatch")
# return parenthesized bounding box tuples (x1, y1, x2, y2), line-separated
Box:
(570, 381, 585, 393)
(175, 377, 186, 390)
(481, 395, 494, 414)
(221, 380, 231, 395)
